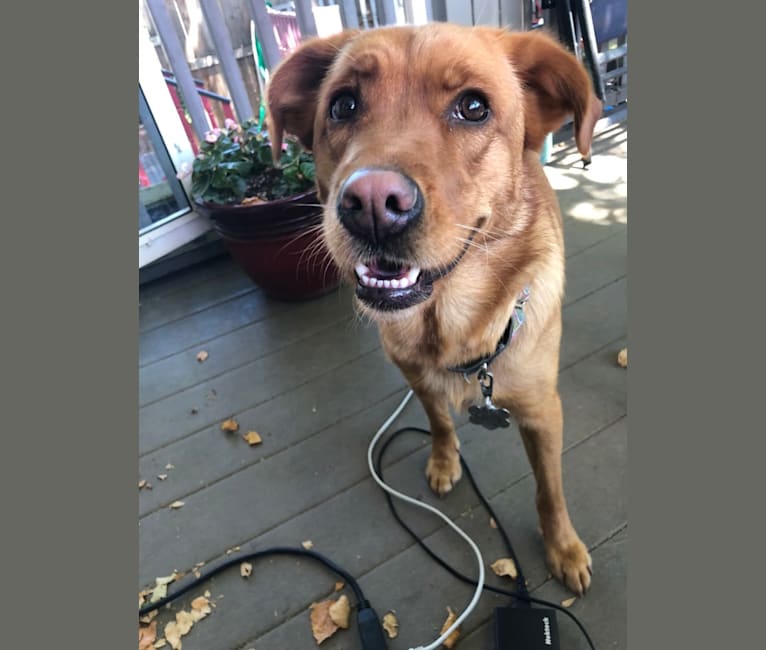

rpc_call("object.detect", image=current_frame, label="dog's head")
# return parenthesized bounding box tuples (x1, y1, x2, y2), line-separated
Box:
(268, 24, 600, 316)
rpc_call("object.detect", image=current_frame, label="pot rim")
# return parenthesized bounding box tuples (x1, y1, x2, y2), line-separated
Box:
(193, 188, 319, 212)
(210, 213, 324, 239)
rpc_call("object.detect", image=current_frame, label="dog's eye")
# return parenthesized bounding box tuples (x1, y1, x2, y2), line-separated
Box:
(329, 93, 358, 121)
(455, 93, 490, 122)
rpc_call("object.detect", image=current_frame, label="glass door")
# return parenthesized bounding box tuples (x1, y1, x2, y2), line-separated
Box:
(139, 87, 190, 233)
(139, 7, 209, 268)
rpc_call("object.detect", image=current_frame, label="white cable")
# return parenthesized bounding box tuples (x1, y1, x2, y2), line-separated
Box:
(367, 389, 486, 650)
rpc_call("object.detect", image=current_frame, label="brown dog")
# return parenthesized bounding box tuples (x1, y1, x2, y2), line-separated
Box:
(267, 23, 601, 595)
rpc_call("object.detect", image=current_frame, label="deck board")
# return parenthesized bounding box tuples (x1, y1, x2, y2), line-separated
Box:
(139, 124, 627, 649)
(139, 319, 381, 455)
(139, 287, 356, 406)
(139, 256, 258, 334)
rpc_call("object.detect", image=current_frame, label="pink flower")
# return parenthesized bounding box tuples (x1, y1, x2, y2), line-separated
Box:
(224, 118, 239, 131)
(204, 128, 221, 143)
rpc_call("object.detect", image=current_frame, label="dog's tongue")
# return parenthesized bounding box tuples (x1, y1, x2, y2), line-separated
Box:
(369, 259, 406, 279)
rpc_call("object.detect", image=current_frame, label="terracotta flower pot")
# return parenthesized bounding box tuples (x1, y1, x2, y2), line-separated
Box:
(194, 190, 341, 301)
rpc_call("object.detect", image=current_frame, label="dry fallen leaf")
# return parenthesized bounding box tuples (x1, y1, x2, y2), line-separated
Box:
(221, 418, 239, 433)
(617, 347, 628, 368)
(176, 611, 195, 636)
(309, 600, 339, 644)
(240, 562, 253, 578)
(139, 621, 157, 650)
(334, 582, 344, 592)
(149, 574, 179, 603)
(164, 621, 182, 650)
(382, 612, 399, 639)
(157, 474, 168, 481)
(329, 595, 350, 629)
(241, 196, 265, 205)
(196, 350, 209, 363)
(243, 431, 262, 446)
(561, 597, 577, 608)
(165, 464, 175, 470)
(440, 606, 461, 648)
(190, 596, 212, 622)
(139, 479, 147, 489)
(140, 609, 159, 625)
(491, 558, 518, 579)
(154, 640, 167, 649)
(489, 517, 497, 529)
(169, 501, 185, 510)
(301, 540, 314, 550)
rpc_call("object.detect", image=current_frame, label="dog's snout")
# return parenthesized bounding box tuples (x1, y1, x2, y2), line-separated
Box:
(337, 168, 422, 244)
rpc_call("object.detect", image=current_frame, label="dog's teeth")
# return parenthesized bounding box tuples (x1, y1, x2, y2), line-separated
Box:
(358, 263, 420, 290)
(355, 263, 370, 278)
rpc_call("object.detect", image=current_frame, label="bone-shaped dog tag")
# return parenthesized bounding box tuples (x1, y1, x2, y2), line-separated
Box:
(469, 365, 511, 430)
(469, 398, 511, 429)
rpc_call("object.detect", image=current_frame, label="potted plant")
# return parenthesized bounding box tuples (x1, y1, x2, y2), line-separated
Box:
(186, 118, 340, 301)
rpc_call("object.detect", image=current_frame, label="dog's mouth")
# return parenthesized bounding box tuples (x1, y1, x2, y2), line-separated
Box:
(354, 259, 430, 311)
(352, 229, 478, 311)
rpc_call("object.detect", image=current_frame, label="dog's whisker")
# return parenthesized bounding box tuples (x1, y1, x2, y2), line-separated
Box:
(455, 223, 508, 244)
(453, 236, 499, 257)
(452, 235, 523, 289)
(276, 222, 326, 261)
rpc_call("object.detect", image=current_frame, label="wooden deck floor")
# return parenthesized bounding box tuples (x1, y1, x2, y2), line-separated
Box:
(139, 123, 627, 650)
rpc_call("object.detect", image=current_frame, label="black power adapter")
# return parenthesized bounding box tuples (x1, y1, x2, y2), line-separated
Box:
(494, 607, 561, 650)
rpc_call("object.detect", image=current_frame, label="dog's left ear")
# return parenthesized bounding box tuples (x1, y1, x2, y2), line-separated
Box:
(266, 30, 359, 163)
(501, 30, 602, 159)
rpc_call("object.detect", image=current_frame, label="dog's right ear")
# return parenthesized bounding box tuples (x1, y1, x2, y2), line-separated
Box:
(266, 30, 359, 163)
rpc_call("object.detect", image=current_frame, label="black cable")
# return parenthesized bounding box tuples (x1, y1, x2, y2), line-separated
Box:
(139, 546, 367, 617)
(137, 427, 596, 650)
(375, 426, 596, 650)
(375, 426, 531, 603)
(139, 547, 390, 649)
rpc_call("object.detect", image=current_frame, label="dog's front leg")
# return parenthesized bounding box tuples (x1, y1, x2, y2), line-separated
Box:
(513, 390, 592, 595)
(397, 365, 462, 495)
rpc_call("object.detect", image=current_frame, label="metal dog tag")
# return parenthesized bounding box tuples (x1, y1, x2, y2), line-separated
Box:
(469, 399, 511, 430)
(468, 365, 511, 430)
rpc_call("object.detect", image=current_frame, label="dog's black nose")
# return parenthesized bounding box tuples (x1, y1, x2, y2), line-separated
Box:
(336, 168, 422, 244)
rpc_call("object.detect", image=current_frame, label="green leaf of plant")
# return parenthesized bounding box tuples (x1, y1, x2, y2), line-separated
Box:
(299, 161, 315, 181)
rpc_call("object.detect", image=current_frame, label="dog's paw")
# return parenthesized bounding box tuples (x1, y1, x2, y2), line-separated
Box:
(545, 537, 592, 596)
(426, 454, 462, 496)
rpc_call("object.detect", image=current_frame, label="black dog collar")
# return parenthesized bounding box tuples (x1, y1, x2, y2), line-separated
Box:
(447, 287, 530, 377)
